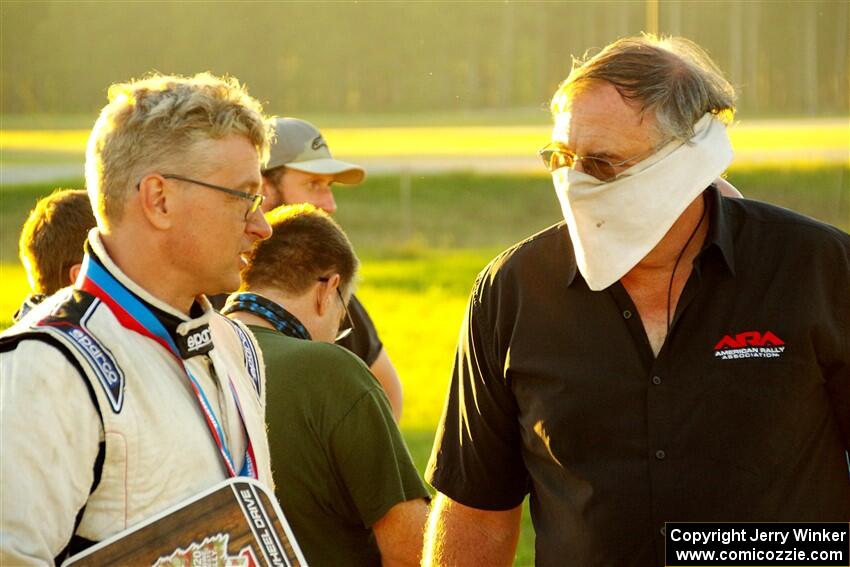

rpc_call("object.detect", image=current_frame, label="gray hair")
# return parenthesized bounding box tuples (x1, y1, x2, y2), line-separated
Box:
(85, 73, 271, 228)
(550, 34, 736, 141)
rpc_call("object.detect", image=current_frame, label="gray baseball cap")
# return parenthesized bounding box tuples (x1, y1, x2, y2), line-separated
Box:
(264, 117, 365, 185)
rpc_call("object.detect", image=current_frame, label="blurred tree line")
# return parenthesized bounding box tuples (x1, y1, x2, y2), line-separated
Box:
(1, 1, 847, 119)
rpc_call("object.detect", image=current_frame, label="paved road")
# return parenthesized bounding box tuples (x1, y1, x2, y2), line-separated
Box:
(1, 163, 84, 186)
(4, 148, 849, 187)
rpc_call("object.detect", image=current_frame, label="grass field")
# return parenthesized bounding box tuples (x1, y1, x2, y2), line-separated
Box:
(0, 165, 848, 565)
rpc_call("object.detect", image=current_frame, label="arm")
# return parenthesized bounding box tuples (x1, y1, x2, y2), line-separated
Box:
(369, 348, 403, 421)
(423, 493, 521, 567)
(0, 341, 102, 564)
(372, 497, 429, 567)
(327, 376, 430, 565)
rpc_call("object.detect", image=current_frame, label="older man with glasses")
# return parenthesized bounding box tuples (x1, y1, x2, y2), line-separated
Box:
(223, 204, 429, 567)
(0, 73, 276, 564)
(424, 34, 850, 567)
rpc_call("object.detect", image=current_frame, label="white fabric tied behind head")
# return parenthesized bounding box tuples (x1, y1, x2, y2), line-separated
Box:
(554, 113, 734, 291)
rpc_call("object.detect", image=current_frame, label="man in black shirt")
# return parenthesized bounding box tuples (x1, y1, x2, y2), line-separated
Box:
(424, 35, 850, 566)
(258, 117, 404, 420)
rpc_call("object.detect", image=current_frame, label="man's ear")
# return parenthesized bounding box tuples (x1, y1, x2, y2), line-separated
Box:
(261, 176, 282, 211)
(137, 174, 173, 230)
(68, 263, 82, 286)
(315, 273, 341, 317)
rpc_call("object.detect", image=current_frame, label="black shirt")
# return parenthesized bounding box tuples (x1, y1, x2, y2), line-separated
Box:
(426, 187, 850, 566)
(337, 295, 383, 367)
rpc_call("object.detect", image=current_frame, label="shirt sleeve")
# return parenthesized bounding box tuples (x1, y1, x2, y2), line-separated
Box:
(425, 269, 529, 510)
(0, 340, 103, 565)
(336, 295, 383, 366)
(328, 382, 429, 528)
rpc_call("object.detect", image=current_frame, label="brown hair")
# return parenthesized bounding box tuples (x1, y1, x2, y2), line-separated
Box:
(261, 165, 287, 187)
(19, 189, 96, 295)
(85, 72, 271, 228)
(551, 34, 736, 141)
(241, 203, 358, 296)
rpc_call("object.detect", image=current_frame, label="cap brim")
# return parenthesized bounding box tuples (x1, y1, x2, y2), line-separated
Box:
(285, 159, 366, 185)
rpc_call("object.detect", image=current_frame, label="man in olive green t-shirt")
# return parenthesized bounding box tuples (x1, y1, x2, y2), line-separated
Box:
(224, 204, 429, 567)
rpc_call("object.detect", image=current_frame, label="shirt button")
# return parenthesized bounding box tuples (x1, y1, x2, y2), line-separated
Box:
(655, 450, 666, 460)
(623, 310, 633, 319)
(651, 375, 662, 385)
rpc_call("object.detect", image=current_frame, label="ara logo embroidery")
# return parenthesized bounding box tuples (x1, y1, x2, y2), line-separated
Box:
(713, 330, 786, 360)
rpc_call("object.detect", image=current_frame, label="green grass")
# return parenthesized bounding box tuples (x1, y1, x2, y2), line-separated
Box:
(0, 166, 847, 565)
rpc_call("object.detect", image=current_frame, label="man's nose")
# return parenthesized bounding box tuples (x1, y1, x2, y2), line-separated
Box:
(246, 208, 272, 240)
(318, 189, 337, 215)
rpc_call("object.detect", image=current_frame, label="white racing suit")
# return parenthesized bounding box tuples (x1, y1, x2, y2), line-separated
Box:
(0, 232, 272, 565)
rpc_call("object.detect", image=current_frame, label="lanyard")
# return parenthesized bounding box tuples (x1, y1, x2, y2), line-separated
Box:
(222, 293, 311, 340)
(78, 254, 257, 479)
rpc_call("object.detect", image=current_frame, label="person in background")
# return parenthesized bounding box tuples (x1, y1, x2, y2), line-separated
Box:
(0, 73, 276, 564)
(424, 34, 849, 566)
(224, 203, 429, 567)
(256, 117, 404, 421)
(13, 188, 96, 322)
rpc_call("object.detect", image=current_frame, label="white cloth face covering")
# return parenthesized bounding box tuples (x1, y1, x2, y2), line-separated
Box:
(553, 113, 734, 291)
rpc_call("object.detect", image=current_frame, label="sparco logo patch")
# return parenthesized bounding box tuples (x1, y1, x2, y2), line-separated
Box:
(39, 320, 125, 412)
(177, 325, 214, 358)
(713, 330, 785, 360)
(231, 322, 261, 396)
(187, 328, 212, 352)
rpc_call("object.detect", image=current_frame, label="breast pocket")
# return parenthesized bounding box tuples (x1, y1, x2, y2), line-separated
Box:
(699, 356, 827, 476)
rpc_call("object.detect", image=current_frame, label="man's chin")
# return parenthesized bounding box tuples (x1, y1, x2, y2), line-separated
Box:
(201, 276, 240, 299)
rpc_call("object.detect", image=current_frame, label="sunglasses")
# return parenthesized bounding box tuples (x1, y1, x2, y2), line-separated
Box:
(537, 142, 664, 182)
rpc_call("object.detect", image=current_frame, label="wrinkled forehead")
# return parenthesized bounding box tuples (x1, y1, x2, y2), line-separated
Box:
(550, 82, 656, 150)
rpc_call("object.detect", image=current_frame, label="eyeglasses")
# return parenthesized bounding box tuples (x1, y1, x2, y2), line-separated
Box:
(161, 173, 265, 219)
(318, 276, 355, 342)
(537, 142, 662, 182)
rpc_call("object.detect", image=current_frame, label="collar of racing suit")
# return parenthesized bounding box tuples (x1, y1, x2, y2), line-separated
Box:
(77, 229, 215, 359)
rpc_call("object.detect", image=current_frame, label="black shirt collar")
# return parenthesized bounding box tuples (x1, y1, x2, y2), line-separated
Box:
(699, 184, 737, 276)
